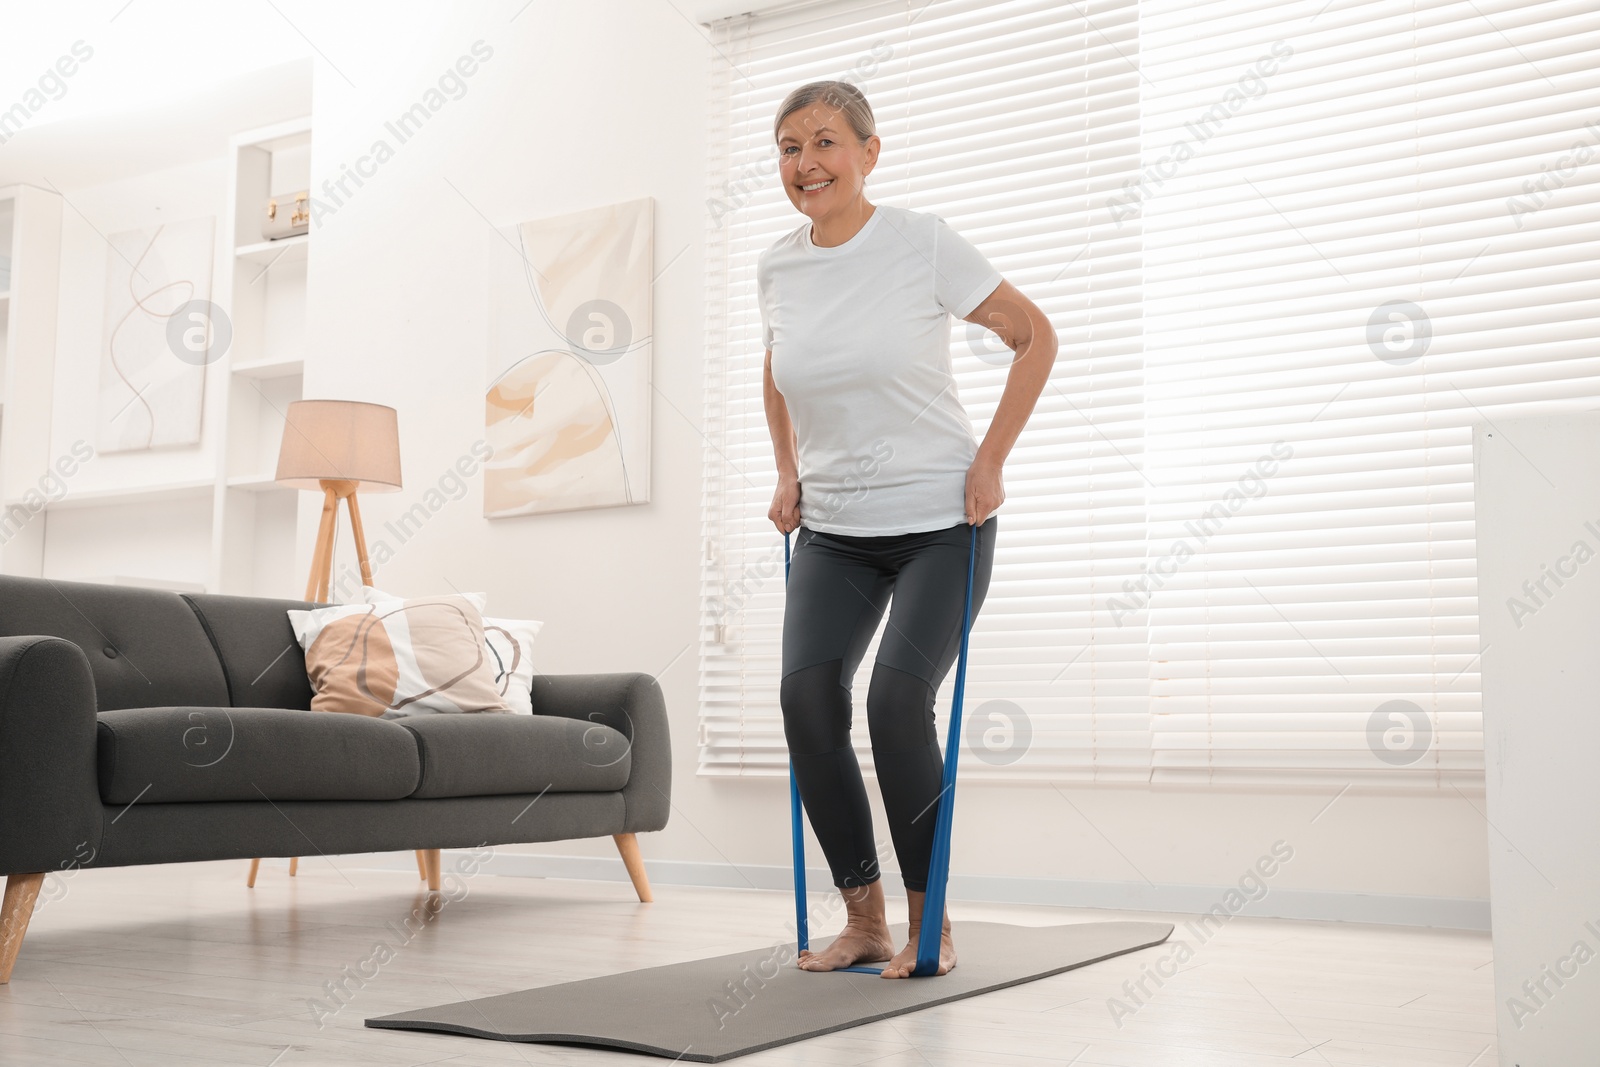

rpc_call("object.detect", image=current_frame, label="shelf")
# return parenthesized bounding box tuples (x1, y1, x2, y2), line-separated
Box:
(236, 234, 307, 266)
(235, 117, 312, 153)
(217, 115, 312, 598)
(232, 356, 304, 379)
(30, 478, 216, 511)
(227, 473, 294, 492)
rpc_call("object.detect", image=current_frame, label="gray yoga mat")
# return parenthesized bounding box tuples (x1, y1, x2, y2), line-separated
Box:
(366, 919, 1173, 1062)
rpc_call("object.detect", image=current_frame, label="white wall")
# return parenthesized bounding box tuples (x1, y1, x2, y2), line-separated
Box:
(298, 2, 1490, 924)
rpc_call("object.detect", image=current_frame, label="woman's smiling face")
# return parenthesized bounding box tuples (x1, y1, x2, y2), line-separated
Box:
(776, 100, 879, 222)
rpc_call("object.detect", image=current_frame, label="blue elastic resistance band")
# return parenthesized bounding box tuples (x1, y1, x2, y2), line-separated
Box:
(784, 532, 815, 964)
(784, 522, 978, 977)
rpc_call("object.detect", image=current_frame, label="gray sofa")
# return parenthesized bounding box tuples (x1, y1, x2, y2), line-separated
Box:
(0, 574, 671, 983)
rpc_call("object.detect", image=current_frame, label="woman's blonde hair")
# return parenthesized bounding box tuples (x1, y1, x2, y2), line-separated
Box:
(773, 80, 876, 146)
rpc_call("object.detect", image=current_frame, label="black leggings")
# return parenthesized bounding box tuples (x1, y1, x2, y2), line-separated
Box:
(780, 516, 996, 892)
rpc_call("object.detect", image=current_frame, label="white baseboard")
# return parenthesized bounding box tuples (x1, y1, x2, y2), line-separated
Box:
(341, 849, 1491, 932)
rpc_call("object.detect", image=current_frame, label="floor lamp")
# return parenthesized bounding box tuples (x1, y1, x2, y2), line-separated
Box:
(244, 400, 433, 887)
(276, 399, 403, 601)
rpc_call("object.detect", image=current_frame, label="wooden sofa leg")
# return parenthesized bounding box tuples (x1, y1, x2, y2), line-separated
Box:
(613, 833, 653, 903)
(0, 872, 45, 984)
(424, 849, 441, 892)
(288, 857, 299, 877)
(247, 858, 261, 887)
(415, 850, 427, 881)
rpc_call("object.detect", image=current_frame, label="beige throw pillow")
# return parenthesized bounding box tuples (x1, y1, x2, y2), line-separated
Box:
(357, 586, 544, 714)
(288, 593, 513, 717)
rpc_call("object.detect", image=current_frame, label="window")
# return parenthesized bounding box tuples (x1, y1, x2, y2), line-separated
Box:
(699, 0, 1600, 789)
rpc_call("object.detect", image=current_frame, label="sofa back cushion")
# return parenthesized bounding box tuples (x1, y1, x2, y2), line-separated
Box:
(0, 575, 229, 710)
(182, 592, 318, 711)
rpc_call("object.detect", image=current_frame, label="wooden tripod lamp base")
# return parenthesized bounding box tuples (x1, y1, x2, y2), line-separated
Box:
(303, 478, 372, 602)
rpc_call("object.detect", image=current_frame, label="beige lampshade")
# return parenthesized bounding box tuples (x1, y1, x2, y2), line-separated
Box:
(275, 400, 403, 492)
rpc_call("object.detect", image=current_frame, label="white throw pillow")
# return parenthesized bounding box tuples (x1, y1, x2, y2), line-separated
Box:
(358, 586, 543, 714)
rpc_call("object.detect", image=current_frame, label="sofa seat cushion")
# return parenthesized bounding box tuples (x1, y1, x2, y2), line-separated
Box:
(96, 707, 422, 804)
(398, 713, 630, 799)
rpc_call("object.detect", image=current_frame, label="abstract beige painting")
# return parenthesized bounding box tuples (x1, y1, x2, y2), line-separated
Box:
(96, 216, 216, 452)
(485, 197, 652, 517)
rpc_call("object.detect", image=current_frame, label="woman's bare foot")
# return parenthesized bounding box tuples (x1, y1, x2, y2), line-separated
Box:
(797, 880, 895, 971)
(880, 887, 956, 978)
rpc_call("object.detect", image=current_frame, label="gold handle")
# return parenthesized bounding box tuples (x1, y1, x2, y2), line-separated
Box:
(267, 198, 278, 220)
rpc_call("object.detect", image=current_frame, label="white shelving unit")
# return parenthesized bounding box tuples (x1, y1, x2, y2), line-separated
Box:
(45, 479, 217, 511)
(0, 79, 315, 595)
(235, 233, 308, 266)
(231, 356, 305, 379)
(6, 173, 223, 592)
(3, 119, 312, 597)
(209, 116, 312, 597)
(0, 185, 64, 578)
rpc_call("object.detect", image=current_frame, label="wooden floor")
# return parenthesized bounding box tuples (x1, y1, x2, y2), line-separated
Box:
(0, 859, 1497, 1066)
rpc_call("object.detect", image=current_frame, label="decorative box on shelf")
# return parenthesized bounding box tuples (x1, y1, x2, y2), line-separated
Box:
(262, 191, 309, 241)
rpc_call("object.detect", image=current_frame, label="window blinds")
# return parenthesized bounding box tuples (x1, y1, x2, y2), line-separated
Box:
(1139, 0, 1599, 788)
(699, 0, 1600, 788)
(701, 0, 1147, 782)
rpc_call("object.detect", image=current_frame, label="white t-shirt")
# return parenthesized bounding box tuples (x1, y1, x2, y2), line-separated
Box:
(758, 203, 1003, 536)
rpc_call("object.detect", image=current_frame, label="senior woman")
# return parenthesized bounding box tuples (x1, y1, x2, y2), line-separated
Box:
(758, 80, 1058, 978)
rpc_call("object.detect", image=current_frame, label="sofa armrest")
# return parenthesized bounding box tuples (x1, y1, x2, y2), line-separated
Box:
(0, 637, 103, 875)
(526, 672, 670, 834)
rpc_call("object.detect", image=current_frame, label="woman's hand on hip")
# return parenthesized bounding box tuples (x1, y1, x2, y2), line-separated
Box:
(770, 477, 801, 534)
(965, 454, 1004, 525)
